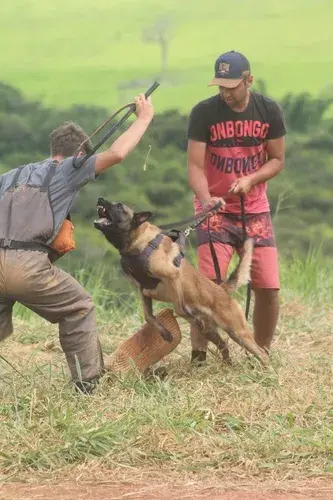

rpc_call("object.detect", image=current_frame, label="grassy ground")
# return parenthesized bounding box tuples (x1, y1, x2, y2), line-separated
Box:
(0, 251, 333, 484)
(0, 0, 333, 111)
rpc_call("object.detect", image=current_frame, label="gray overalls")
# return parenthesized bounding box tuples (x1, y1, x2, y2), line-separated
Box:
(0, 160, 103, 383)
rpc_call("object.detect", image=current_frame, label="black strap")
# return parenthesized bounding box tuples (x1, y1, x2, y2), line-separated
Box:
(240, 195, 251, 320)
(240, 195, 247, 239)
(208, 218, 223, 285)
(9, 161, 57, 193)
(159, 201, 223, 231)
(40, 161, 58, 191)
(160, 213, 201, 231)
(206, 195, 251, 319)
(139, 233, 164, 273)
(9, 167, 24, 190)
(0, 238, 54, 254)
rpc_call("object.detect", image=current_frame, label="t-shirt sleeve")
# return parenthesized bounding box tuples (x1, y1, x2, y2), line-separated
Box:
(59, 155, 97, 190)
(267, 101, 287, 140)
(187, 103, 210, 143)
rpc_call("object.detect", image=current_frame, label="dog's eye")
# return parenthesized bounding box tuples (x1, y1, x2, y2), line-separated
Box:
(116, 203, 123, 209)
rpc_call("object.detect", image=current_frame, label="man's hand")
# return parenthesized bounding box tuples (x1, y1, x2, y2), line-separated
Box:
(202, 196, 226, 212)
(134, 93, 154, 123)
(229, 177, 253, 196)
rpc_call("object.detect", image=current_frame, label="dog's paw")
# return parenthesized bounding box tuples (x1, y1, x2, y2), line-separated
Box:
(159, 325, 173, 343)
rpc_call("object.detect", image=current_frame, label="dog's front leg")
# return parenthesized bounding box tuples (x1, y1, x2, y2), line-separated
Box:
(140, 291, 173, 343)
(205, 329, 231, 364)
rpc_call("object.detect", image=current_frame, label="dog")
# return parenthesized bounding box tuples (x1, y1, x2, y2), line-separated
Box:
(94, 198, 269, 366)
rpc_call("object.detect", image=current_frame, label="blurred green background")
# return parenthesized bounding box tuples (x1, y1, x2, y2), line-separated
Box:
(0, 0, 333, 292)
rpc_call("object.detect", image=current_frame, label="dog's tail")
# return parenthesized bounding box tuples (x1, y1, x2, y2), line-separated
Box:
(224, 238, 254, 293)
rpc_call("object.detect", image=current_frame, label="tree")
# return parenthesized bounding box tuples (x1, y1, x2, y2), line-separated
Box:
(142, 16, 175, 79)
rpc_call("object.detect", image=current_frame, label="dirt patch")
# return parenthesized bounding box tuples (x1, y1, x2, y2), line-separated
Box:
(1, 482, 332, 500)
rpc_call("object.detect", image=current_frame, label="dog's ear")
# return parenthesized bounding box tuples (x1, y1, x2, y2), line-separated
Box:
(132, 211, 153, 227)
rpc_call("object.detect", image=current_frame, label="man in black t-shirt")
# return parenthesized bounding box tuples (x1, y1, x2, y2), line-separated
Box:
(187, 50, 286, 362)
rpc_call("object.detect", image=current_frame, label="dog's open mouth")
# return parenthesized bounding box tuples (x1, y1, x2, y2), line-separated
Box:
(97, 205, 108, 218)
(94, 205, 112, 227)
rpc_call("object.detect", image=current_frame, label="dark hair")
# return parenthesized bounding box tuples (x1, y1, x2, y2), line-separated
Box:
(50, 121, 93, 157)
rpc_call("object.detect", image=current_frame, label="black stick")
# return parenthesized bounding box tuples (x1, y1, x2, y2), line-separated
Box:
(74, 81, 160, 168)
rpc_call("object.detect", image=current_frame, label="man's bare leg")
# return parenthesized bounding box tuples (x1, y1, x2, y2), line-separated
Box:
(253, 288, 279, 350)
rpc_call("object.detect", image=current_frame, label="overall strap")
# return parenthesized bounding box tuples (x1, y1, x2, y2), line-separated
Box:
(40, 161, 58, 192)
(9, 167, 24, 191)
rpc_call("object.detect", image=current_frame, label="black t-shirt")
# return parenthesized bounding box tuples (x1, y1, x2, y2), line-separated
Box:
(187, 92, 286, 213)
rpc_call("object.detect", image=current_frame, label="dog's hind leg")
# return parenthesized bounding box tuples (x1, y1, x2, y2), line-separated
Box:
(224, 326, 269, 365)
(140, 292, 173, 343)
(211, 298, 269, 365)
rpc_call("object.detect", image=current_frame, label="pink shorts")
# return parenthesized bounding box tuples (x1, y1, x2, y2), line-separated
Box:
(196, 212, 279, 289)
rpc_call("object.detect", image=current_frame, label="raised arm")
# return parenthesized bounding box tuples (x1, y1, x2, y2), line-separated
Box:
(94, 94, 154, 175)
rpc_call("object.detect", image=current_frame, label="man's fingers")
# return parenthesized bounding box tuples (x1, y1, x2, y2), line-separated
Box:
(228, 181, 238, 194)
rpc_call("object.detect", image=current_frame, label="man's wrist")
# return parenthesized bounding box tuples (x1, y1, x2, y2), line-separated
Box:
(247, 174, 257, 188)
(200, 196, 211, 207)
(137, 115, 153, 126)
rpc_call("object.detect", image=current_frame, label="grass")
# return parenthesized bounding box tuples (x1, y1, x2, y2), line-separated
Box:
(0, 250, 333, 484)
(0, 0, 333, 112)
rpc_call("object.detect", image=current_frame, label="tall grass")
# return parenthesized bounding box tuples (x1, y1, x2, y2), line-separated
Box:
(1, 248, 333, 483)
(13, 246, 333, 324)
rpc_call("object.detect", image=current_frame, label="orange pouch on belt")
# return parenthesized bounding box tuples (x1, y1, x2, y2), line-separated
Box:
(50, 219, 76, 254)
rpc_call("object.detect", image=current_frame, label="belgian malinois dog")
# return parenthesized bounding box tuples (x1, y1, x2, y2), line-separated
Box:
(94, 198, 269, 366)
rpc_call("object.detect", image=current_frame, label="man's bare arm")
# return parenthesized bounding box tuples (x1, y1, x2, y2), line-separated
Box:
(250, 136, 285, 185)
(94, 94, 154, 175)
(187, 140, 211, 206)
(229, 136, 285, 195)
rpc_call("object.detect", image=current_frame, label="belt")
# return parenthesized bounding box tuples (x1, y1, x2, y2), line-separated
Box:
(0, 238, 57, 257)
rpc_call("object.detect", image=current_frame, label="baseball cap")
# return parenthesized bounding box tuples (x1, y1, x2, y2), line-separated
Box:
(208, 50, 251, 88)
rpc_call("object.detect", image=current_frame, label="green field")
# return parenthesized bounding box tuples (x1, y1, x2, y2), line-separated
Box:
(1, 0, 333, 112)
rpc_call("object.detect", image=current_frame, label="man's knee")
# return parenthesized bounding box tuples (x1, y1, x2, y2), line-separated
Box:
(80, 294, 95, 316)
(58, 290, 96, 342)
(64, 291, 95, 320)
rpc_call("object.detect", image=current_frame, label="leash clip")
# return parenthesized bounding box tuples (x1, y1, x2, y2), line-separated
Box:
(184, 227, 193, 237)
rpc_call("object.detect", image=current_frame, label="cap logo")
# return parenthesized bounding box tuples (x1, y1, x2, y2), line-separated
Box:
(218, 62, 230, 75)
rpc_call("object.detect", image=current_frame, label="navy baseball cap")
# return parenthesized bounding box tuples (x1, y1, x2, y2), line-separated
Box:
(208, 50, 251, 88)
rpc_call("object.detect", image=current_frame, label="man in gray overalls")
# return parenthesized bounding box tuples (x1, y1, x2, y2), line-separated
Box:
(0, 93, 154, 393)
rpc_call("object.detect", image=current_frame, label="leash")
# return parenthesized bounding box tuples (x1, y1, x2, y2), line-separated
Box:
(160, 201, 224, 286)
(240, 195, 252, 320)
(73, 81, 160, 168)
(205, 195, 251, 318)
(159, 201, 223, 235)
(208, 217, 223, 285)
(183, 195, 251, 319)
